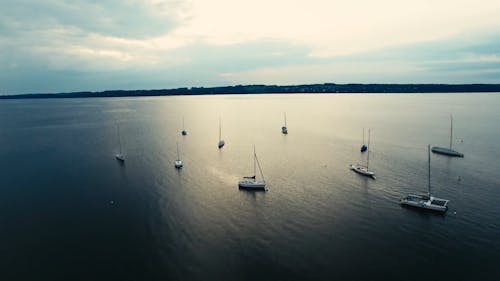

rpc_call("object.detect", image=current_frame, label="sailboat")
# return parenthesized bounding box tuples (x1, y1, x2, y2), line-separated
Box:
(281, 112, 288, 134)
(350, 129, 375, 178)
(115, 122, 125, 162)
(174, 141, 183, 169)
(431, 115, 464, 157)
(218, 118, 225, 148)
(360, 128, 367, 152)
(181, 117, 187, 136)
(239, 145, 266, 190)
(400, 145, 449, 213)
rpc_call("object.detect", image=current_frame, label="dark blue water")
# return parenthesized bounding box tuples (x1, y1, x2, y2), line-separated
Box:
(0, 94, 499, 280)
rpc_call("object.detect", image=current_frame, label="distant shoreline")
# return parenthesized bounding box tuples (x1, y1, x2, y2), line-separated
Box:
(2, 83, 500, 99)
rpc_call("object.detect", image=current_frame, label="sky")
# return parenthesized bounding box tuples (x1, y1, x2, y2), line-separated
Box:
(1, 0, 500, 94)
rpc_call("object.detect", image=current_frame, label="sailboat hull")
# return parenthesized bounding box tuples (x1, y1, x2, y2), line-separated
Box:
(431, 146, 464, 157)
(238, 180, 266, 190)
(174, 160, 183, 169)
(218, 140, 225, 148)
(115, 154, 125, 162)
(350, 164, 375, 178)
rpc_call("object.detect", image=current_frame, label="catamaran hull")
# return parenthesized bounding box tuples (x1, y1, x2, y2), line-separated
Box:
(400, 200, 448, 213)
(431, 146, 464, 157)
(238, 181, 266, 190)
(400, 195, 449, 213)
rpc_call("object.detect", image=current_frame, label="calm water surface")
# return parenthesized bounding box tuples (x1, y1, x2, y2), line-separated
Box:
(0, 93, 499, 280)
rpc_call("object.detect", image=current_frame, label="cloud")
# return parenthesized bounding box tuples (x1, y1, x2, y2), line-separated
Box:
(1, 0, 185, 39)
(215, 32, 500, 85)
(0, 39, 314, 93)
(0, 0, 187, 93)
(1, 0, 500, 94)
(181, 0, 500, 57)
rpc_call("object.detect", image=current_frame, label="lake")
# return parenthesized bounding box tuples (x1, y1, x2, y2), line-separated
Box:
(0, 93, 499, 280)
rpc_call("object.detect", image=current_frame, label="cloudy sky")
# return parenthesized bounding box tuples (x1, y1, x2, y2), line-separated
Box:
(1, 0, 500, 94)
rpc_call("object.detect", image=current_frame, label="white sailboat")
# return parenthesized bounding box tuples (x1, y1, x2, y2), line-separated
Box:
(115, 122, 125, 162)
(431, 115, 464, 157)
(239, 145, 266, 190)
(401, 145, 450, 213)
(281, 112, 288, 134)
(181, 117, 187, 136)
(350, 129, 375, 178)
(174, 141, 183, 169)
(218, 118, 225, 148)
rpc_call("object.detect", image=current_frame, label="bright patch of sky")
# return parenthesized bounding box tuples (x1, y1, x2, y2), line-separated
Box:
(1, 0, 500, 94)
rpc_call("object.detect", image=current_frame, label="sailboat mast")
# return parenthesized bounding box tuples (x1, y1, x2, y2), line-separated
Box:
(182, 117, 185, 131)
(255, 148, 265, 182)
(253, 145, 256, 178)
(366, 129, 371, 169)
(284, 112, 287, 127)
(117, 122, 122, 154)
(428, 144, 431, 195)
(176, 141, 180, 160)
(219, 118, 221, 141)
(362, 128, 365, 143)
(450, 115, 453, 149)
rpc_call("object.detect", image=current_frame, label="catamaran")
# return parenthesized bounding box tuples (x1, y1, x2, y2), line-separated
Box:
(174, 141, 183, 169)
(360, 128, 367, 152)
(350, 129, 375, 178)
(218, 118, 225, 148)
(431, 115, 464, 157)
(115, 122, 125, 162)
(239, 145, 266, 190)
(400, 145, 450, 213)
(281, 112, 288, 134)
(181, 117, 187, 136)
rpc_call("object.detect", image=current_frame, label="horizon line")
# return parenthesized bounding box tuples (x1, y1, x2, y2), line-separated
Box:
(2, 82, 500, 99)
